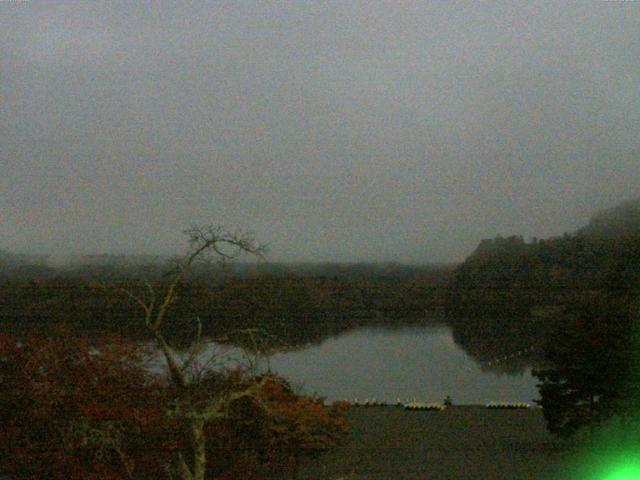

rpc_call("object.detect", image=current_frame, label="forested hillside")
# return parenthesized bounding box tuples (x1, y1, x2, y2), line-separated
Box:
(445, 198, 640, 369)
(0, 265, 453, 350)
(577, 198, 640, 239)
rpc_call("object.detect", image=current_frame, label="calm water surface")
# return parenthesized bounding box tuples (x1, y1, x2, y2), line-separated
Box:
(154, 324, 539, 405)
(217, 324, 540, 405)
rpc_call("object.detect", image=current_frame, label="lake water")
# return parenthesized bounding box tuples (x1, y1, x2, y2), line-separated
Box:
(160, 323, 540, 405)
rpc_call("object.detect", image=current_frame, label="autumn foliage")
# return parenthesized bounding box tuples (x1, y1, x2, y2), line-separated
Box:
(0, 326, 348, 479)
(202, 371, 350, 479)
(0, 325, 171, 479)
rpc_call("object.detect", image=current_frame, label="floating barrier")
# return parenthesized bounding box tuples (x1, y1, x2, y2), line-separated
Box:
(403, 402, 447, 411)
(485, 401, 531, 409)
(483, 346, 537, 367)
(350, 398, 447, 409)
(351, 398, 388, 407)
(350, 399, 531, 410)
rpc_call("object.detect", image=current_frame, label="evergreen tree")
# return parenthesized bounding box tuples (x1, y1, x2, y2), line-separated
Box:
(533, 295, 635, 438)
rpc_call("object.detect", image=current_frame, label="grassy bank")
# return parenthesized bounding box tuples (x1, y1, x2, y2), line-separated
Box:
(301, 406, 573, 480)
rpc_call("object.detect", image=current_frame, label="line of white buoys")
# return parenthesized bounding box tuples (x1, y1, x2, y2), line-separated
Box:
(351, 398, 389, 407)
(347, 399, 533, 410)
(404, 402, 447, 411)
(485, 401, 531, 409)
(485, 346, 537, 366)
(349, 398, 450, 410)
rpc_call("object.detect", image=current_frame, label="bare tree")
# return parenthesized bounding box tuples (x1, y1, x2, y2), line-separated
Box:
(123, 225, 272, 480)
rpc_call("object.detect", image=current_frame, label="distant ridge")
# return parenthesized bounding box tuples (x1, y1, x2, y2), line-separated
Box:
(578, 197, 640, 239)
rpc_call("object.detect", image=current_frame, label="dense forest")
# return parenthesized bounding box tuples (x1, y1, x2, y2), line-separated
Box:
(0, 261, 454, 350)
(445, 198, 640, 375)
(2, 199, 639, 365)
(447, 198, 640, 319)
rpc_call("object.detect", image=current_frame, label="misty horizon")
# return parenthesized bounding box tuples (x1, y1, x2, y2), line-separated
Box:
(5, 194, 639, 268)
(2, 1, 639, 263)
(3, 194, 638, 265)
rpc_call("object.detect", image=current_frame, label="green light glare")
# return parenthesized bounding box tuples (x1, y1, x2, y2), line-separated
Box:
(574, 452, 640, 480)
(562, 443, 640, 480)
(602, 461, 640, 480)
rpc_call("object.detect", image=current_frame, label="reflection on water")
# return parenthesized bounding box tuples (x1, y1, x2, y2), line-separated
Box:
(157, 324, 539, 405)
(266, 324, 539, 404)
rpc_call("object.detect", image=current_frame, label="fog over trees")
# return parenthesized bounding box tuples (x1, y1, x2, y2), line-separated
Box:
(1, 3, 639, 478)
(2, 1, 639, 263)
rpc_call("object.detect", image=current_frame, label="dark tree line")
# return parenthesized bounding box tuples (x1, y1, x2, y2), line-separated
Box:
(445, 198, 640, 436)
(0, 267, 452, 351)
(532, 294, 639, 437)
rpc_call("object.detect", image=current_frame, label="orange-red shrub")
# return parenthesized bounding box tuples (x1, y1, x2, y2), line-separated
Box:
(0, 326, 173, 479)
(0, 327, 349, 479)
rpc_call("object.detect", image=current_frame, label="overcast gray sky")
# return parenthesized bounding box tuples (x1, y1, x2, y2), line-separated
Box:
(1, 1, 639, 263)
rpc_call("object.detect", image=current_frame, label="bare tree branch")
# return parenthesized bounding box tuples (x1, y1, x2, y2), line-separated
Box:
(116, 225, 267, 480)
